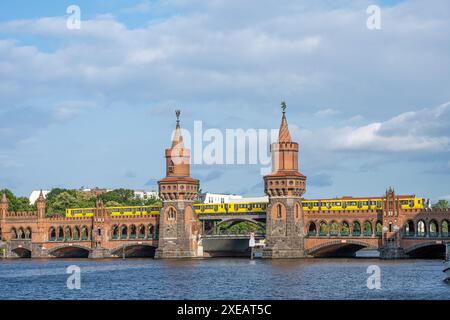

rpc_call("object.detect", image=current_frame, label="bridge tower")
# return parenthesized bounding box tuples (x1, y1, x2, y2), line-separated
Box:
(89, 200, 111, 258)
(0, 193, 7, 221)
(1, 194, 7, 242)
(155, 110, 201, 259)
(379, 187, 407, 259)
(263, 102, 307, 258)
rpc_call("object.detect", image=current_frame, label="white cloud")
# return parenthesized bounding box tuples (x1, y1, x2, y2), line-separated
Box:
(314, 108, 340, 117)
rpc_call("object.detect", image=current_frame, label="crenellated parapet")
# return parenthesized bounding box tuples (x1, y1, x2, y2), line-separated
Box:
(6, 211, 38, 218)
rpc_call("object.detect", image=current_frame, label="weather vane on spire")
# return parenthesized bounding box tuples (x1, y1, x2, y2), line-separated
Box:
(175, 109, 181, 126)
(281, 101, 287, 113)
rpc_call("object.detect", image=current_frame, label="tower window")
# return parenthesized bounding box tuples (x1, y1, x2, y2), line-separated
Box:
(168, 208, 176, 220)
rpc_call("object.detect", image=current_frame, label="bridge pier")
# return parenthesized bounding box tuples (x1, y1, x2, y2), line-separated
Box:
(89, 247, 111, 259)
(379, 247, 409, 259)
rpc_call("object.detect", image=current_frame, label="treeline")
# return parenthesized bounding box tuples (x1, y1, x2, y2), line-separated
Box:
(433, 199, 449, 209)
(0, 188, 161, 216)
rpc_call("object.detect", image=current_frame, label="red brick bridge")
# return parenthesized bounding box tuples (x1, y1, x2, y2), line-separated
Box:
(1, 106, 449, 259)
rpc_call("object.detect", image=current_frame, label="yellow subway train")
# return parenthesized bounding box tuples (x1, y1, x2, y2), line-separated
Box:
(65, 195, 426, 217)
(66, 205, 161, 218)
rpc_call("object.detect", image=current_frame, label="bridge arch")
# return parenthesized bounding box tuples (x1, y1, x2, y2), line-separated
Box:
(429, 220, 439, 237)
(10, 227, 18, 239)
(363, 220, 373, 237)
(417, 220, 426, 237)
(110, 243, 156, 258)
(25, 227, 32, 239)
(148, 224, 155, 239)
(73, 226, 80, 240)
(111, 225, 119, 240)
(130, 224, 137, 239)
(49, 227, 56, 241)
(352, 221, 361, 236)
(319, 221, 328, 236)
(11, 247, 32, 258)
(81, 225, 90, 240)
(442, 220, 449, 237)
(48, 245, 91, 258)
(308, 240, 377, 258)
(65, 226, 72, 241)
(341, 221, 350, 236)
(138, 224, 146, 239)
(307, 222, 317, 236)
(405, 220, 415, 237)
(405, 242, 448, 259)
(120, 225, 128, 240)
(57, 226, 64, 241)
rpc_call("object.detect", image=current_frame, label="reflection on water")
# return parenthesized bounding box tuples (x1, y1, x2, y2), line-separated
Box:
(0, 258, 448, 300)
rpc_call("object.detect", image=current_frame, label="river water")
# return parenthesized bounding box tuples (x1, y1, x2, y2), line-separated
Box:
(0, 258, 448, 300)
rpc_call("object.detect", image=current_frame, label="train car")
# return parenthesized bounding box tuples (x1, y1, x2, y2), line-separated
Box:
(193, 202, 268, 215)
(66, 205, 161, 217)
(302, 196, 425, 211)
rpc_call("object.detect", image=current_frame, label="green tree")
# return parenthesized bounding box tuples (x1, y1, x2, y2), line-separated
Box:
(143, 195, 162, 206)
(433, 199, 449, 209)
(105, 201, 121, 207)
(0, 189, 34, 212)
(98, 189, 140, 205)
(46, 192, 79, 215)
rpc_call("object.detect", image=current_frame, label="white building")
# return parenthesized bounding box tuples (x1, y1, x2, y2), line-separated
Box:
(134, 190, 159, 200)
(29, 190, 50, 205)
(233, 196, 269, 203)
(197, 193, 243, 204)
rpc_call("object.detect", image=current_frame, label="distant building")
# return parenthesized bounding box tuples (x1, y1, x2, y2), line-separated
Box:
(80, 187, 113, 197)
(29, 190, 50, 205)
(197, 193, 243, 204)
(134, 190, 159, 200)
(233, 196, 268, 203)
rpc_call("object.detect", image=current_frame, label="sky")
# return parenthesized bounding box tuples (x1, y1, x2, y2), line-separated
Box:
(0, 0, 449, 202)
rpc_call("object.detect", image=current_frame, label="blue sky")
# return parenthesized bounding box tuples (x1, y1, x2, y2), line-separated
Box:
(0, 0, 449, 202)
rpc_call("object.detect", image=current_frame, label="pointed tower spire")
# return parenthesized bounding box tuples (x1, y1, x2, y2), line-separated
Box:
(1, 193, 7, 203)
(1, 192, 8, 220)
(171, 110, 184, 148)
(37, 190, 45, 202)
(278, 101, 292, 143)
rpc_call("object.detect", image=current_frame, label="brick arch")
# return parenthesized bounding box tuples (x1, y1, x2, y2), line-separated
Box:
(110, 243, 157, 258)
(111, 224, 119, 239)
(48, 244, 91, 258)
(271, 202, 286, 220)
(120, 224, 128, 239)
(294, 201, 301, 221)
(307, 221, 317, 236)
(404, 241, 450, 254)
(164, 205, 177, 222)
(11, 247, 32, 258)
(352, 220, 362, 236)
(307, 239, 377, 257)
